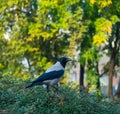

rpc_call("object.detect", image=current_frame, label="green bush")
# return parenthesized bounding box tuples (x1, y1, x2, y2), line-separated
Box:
(0, 76, 120, 114)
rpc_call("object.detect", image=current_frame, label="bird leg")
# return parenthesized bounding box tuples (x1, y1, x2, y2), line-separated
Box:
(51, 85, 64, 94)
(46, 85, 50, 92)
(51, 85, 65, 103)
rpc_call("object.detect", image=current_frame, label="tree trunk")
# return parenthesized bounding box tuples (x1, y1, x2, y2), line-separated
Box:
(115, 79, 120, 98)
(97, 77, 100, 89)
(108, 22, 119, 98)
(108, 51, 116, 98)
(96, 62, 100, 89)
(79, 64, 84, 91)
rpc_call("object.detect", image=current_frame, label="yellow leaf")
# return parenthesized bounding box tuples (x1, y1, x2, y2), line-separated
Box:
(26, 37, 33, 42)
(98, 0, 112, 8)
(29, 48, 39, 52)
(0, 63, 4, 69)
(90, 0, 95, 4)
(93, 33, 107, 46)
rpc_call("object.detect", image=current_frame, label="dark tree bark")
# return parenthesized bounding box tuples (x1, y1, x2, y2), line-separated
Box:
(79, 64, 85, 91)
(80, 64, 84, 86)
(96, 62, 100, 89)
(115, 79, 120, 98)
(108, 54, 115, 98)
(108, 22, 120, 98)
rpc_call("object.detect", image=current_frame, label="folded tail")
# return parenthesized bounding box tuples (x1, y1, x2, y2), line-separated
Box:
(25, 83, 34, 88)
(25, 81, 42, 88)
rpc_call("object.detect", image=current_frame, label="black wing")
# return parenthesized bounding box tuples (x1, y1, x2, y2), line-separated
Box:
(26, 70, 64, 88)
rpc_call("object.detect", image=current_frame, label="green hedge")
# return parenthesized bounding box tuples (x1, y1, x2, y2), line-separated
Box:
(0, 76, 120, 114)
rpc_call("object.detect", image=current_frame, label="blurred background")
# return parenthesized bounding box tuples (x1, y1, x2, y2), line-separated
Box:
(0, 0, 120, 99)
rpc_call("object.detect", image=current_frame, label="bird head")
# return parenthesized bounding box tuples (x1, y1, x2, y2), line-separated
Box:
(58, 57, 72, 68)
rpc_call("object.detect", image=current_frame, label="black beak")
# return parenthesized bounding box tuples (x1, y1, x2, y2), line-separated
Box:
(67, 58, 72, 62)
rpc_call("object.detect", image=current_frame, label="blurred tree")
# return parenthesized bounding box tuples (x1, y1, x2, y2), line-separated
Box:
(87, 0, 120, 97)
(0, 0, 85, 80)
(77, 0, 120, 96)
(78, 0, 101, 91)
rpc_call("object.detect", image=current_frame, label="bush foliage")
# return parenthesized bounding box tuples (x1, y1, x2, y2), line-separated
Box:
(0, 75, 120, 114)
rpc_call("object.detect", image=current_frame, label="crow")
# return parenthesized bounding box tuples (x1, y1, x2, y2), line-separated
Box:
(26, 57, 72, 92)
